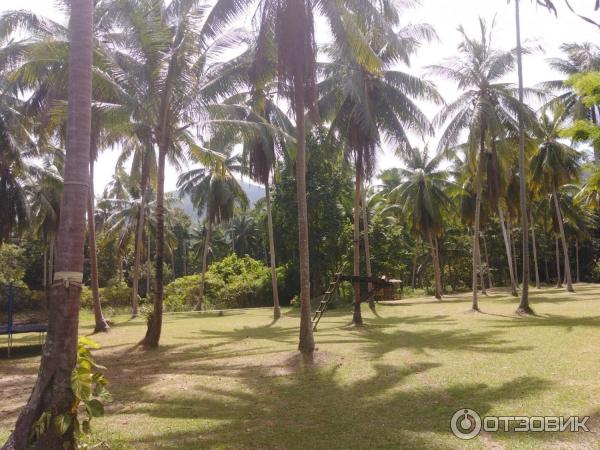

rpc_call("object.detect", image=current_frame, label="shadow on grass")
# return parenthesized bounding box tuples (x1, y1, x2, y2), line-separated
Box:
(119, 358, 552, 450)
(489, 314, 600, 332)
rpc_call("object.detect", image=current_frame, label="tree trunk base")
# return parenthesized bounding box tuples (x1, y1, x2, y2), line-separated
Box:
(93, 320, 110, 333)
(566, 286, 575, 293)
(352, 304, 363, 326)
(273, 306, 281, 320)
(516, 305, 535, 315)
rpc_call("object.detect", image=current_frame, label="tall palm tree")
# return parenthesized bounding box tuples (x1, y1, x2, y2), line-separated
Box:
(5, 0, 94, 446)
(530, 105, 582, 292)
(319, 17, 440, 323)
(204, 0, 392, 355)
(101, 0, 248, 347)
(0, 83, 36, 245)
(389, 148, 452, 299)
(430, 19, 533, 311)
(178, 149, 248, 310)
(512, 0, 533, 313)
(0, 5, 129, 331)
(208, 78, 294, 319)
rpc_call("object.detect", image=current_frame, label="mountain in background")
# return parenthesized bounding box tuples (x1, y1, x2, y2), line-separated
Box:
(174, 179, 265, 221)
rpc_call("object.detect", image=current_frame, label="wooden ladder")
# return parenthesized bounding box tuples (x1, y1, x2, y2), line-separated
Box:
(312, 265, 345, 331)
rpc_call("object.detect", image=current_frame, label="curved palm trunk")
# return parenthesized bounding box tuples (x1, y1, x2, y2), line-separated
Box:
(88, 158, 108, 333)
(352, 158, 363, 325)
(543, 247, 549, 283)
(265, 180, 280, 319)
(482, 233, 493, 289)
(141, 146, 166, 347)
(131, 157, 149, 317)
(478, 233, 487, 295)
(514, 0, 532, 314)
(428, 233, 443, 299)
(471, 135, 485, 311)
(411, 252, 417, 290)
(530, 212, 541, 289)
(146, 231, 151, 297)
(361, 185, 373, 303)
(3, 1, 93, 446)
(555, 236, 562, 288)
(575, 239, 580, 283)
(510, 222, 519, 285)
(196, 220, 212, 311)
(294, 74, 315, 355)
(552, 183, 574, 292)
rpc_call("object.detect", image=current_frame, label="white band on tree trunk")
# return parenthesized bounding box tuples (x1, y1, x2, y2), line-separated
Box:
(53, 271, 84, 288)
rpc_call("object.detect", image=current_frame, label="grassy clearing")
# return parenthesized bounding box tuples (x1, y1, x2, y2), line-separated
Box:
(1, 285, 600, 449)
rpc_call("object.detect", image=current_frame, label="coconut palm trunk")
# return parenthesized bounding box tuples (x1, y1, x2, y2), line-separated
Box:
(196, 219, 212, 311)
(552, 183, 574, 292)
(411, 253, 417, 290)
(131, 157, 149, 317)
(471, 134, 486, 311)
(42, 244, 47, 288)
(141, 146, 166, 347)
(265, 179, 280, 319)
(361, 185, 373, 295)
(555, 236, 562, 288)
(352, 157, 363, 325)
(482, 233, 493, 288)
(3, 0, 93, 446)
(530, 212, 541, 288)
(544, 248, 549, 283)
(478, 233, 487, 294)
(88, 157, 109, 332)
(575, 238, 580, 283)
(428, 233, 442, 299)
(294, 72, 315, 355)
(510, 222, 519, 285)
(514, 0, 532, 313)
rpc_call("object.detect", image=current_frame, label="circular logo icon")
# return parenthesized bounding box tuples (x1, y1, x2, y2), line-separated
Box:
(451, 408, 482, 440)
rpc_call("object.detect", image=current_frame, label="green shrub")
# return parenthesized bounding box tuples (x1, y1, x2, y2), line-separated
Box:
(103, 280, 132, 307)
(164, 254, 276, 311)
(0, 244, 27, 287)
(163, 275, 204, 311)
(80, 285, 93, 309)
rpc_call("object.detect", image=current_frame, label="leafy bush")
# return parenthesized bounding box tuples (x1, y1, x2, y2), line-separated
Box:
(164, 254, 277, 311)
(163, 275, 204, 311)
(0, 244, 27, 287)
(103, 280, 132, 307)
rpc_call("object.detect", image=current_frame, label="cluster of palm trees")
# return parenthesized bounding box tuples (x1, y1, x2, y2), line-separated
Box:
(1, 0, 600, 445)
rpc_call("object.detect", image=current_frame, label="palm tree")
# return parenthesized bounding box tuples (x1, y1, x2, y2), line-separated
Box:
(209, 78, 294, 319)
(204, 0, 394, 355)
(530, 105, 583, 292)
(512, 0, 533, 313)
(0, 5, 130, 331)
(0, 84, 36, 245)
(178, 149, 248, 310)
(319, 18, 440, 323)
(544, 43, 600, 127)
(430, 19, 533, 311)
(101, 0, 248, 347)
(228, 214, 263, 259)
(28, 157, 63, 291)
(389, 148, 452, 299)
(5, 0, 94, 445)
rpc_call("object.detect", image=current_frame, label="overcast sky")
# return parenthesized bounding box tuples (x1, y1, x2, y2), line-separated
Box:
(1, 0, 599, 192)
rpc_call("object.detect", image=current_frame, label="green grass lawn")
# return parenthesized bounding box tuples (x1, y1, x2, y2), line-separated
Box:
(2, 285, 600, 449)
